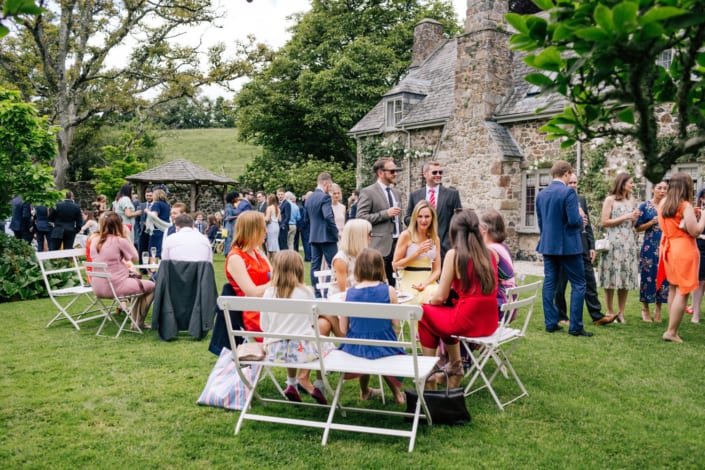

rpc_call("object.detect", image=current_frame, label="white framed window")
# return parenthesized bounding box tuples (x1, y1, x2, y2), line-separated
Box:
(521, 169, 552, 229)
(386, 98, 403, 129)
(662, 163, 705, 196)
(657, 49, 674, 69)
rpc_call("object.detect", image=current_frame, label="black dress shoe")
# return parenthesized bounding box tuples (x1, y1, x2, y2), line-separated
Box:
(546, 325, 564, 333)
(569, 329, 594, 337)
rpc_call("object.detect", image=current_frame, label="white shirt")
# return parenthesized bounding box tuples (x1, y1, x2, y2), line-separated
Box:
(161, 227, 213, 262)
(377, 180, 400, 238)
(260, 286, 315, 345)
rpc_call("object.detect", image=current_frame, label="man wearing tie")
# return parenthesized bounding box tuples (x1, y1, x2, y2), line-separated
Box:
(277, 188, 291, 250)
(536, 160, 591, 337)
(405, 161, 462, 262)
(356, 158, 402, 285)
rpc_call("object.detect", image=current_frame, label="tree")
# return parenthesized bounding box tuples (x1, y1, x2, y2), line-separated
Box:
(0, 87, 60, 219)
(507, 0, 705, 183)
(236, 0, 460, 165)
(91, 145, 147, 200)
(0, 0, 41, 39)
(0, 1, 271, 188)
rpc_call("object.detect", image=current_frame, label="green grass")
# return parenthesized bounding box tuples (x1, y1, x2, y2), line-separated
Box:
(155, 129, 261, 180)
(2, 260, 705, 468)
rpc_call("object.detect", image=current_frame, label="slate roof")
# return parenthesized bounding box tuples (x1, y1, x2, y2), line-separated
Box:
(126, 159, 235, 185)
(494, 54, 566, 122)
(349, 39, 456, 135)
(485, 121, 523, 158)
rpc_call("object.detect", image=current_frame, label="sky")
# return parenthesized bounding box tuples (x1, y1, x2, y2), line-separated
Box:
(175, 0, 468, 98)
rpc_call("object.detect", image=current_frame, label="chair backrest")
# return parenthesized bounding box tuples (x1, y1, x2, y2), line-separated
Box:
(500, 280, 542, 336)
(313, 269, 333, 298)
(83, 261, 120, 299)
(218, 296, 424, 376)
(35, 248, 87, 293)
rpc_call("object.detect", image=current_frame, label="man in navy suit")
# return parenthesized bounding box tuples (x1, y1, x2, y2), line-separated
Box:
(305, 173, 339, 296)
(277, 188, 291, 250)
(536, 160, 591, 337)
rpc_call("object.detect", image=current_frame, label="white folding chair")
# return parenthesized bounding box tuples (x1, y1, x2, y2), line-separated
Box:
(84, 262, 144, 338)
(313, 269, 333, 299)
(36, 248, 106, 330)
(457, 280, 542, 411)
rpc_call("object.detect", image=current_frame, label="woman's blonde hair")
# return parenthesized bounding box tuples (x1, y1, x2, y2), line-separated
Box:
(408, 200, 438, 244)
(339, 219, 372, 258)
(152, 189, 167, 202)
(233, 211, 266, 250)
(271, 250, 305, 299)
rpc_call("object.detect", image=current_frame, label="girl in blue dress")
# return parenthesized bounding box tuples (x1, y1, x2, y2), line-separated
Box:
(341, 248, 406, 405)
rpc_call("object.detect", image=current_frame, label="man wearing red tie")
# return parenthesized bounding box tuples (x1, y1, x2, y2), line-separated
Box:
(405, 161, 462, 262)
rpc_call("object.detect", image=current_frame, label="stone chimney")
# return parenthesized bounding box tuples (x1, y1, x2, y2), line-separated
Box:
(465, 0, 508, 33)
(411, 19, 445, 68)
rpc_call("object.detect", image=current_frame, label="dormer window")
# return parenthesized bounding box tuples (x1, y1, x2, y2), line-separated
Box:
(386, 98, 404, 129)
(385, 93, 424, 129)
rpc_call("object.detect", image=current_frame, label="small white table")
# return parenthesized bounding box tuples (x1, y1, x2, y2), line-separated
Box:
(133, 263, 160, 271)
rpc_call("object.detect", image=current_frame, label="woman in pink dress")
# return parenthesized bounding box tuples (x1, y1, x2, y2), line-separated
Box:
(419, 209, 499, 388)
(90, 212, 155, 329)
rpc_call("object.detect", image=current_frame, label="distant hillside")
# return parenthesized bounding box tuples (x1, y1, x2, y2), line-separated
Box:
(155, 128, 261, 180)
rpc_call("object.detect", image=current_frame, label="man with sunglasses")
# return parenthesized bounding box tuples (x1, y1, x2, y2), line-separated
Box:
(405, 161, 462, 261)
(357, 158, 403, 285)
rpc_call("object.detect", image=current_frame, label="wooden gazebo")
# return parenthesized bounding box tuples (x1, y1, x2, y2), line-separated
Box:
(126, 159, 236, 212)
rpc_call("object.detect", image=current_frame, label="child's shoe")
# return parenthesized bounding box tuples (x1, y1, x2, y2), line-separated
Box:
(284, 385, 302, 402)
(311, 387, 327, 405)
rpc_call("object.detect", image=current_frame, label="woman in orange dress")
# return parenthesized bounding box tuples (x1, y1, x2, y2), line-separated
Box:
(657, 172, 705, 343)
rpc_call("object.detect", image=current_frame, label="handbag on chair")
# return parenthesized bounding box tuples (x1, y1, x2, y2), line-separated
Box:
(404, 370, 470, 425)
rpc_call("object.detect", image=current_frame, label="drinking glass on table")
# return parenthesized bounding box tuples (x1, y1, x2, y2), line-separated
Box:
(141, 251, 149, 265)
(150, 246, 157, 260)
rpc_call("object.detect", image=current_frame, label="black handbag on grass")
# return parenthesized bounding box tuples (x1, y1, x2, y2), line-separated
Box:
(405, 371, 470, 425)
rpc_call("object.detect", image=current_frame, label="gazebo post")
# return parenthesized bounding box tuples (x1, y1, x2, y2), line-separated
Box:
(190, 183, 198, 213)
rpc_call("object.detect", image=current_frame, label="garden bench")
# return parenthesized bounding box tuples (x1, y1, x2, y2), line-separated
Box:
(218, 295, 438, 452)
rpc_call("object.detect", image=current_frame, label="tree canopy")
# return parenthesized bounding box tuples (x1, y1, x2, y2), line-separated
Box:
(0, 87, 60, 219)
(0, 0, 271, 188)
(235, 0, 460, 165)
(508, 0, 705, 183)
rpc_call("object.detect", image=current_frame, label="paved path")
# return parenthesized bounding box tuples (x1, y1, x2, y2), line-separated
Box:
(514, 260, 544, 278)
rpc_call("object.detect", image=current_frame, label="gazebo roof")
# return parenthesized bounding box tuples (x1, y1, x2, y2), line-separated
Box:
(126, 159, 235, 185)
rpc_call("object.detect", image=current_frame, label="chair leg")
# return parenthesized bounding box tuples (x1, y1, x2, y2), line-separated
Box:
(321, 375, 344, 446)
(235, 365, 263, 435)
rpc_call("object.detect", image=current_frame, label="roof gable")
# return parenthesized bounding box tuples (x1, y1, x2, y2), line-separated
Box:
(126, 159, 235, 185)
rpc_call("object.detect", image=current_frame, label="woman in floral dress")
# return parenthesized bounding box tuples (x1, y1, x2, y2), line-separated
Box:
(599, 173, 641, 323)
(635, 181, 668, 323)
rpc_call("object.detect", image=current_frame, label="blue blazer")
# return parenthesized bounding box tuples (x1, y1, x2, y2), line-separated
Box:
(305, 188, 338, 244)
(536, 180, 584, 256)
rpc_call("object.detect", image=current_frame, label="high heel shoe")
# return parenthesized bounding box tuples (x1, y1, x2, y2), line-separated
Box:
(446, 360, 465, 389)
(617, 313, 626, 324)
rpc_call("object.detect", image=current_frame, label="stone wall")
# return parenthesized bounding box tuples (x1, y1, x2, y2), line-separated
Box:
(64, 181, 227, 216)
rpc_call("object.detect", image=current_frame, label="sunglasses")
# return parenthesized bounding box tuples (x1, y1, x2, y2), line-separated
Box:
(431, 170, 443, 176)
(383, 169, 399, 174)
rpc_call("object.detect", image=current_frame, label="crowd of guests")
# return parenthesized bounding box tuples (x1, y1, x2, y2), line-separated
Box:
(206, 158, 514, 406)
(537, 160, 704, 345)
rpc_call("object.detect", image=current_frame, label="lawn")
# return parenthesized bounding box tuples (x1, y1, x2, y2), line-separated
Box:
(155, 128, 261, 180)
(1, 257, 704, 468)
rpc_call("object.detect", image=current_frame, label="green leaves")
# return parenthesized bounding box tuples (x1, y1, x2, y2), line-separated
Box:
(639, 6, 687, 25)
(2, 0, 42, 16)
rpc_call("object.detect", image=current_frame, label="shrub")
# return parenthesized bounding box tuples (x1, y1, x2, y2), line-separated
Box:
(0, 234, 74, 302)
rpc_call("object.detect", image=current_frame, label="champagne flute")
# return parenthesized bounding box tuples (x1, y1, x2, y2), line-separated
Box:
(141, 251, 149, 265)
(150, 246, 157, 262)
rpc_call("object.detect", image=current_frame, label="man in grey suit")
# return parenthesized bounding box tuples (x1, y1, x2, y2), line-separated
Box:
(356, 158, 402, 285)
(405, 161, 462, 262)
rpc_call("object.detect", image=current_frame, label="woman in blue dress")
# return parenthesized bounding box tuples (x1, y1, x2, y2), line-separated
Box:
(223, 191, 238, 256)
(341, 248, 405, 405)
(635, 181, 668, 322)
(145, 188, 171, 258)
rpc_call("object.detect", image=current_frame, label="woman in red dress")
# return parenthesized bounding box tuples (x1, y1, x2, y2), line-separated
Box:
(226, 211, 272, 334)
(419, 209, 499, 387)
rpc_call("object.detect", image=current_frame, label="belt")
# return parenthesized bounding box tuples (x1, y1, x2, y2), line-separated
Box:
(404, 266, 432, 272)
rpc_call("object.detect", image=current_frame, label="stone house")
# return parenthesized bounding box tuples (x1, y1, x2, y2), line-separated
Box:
(349, 0, 694, 259)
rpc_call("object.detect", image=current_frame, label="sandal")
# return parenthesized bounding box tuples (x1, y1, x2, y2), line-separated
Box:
(360, 387, 382, 401)
(685, 305, 694, 315)
(446, 360, 465, 388)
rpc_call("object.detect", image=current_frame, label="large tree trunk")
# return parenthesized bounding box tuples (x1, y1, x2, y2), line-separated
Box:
(54, 95, 76, 189)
